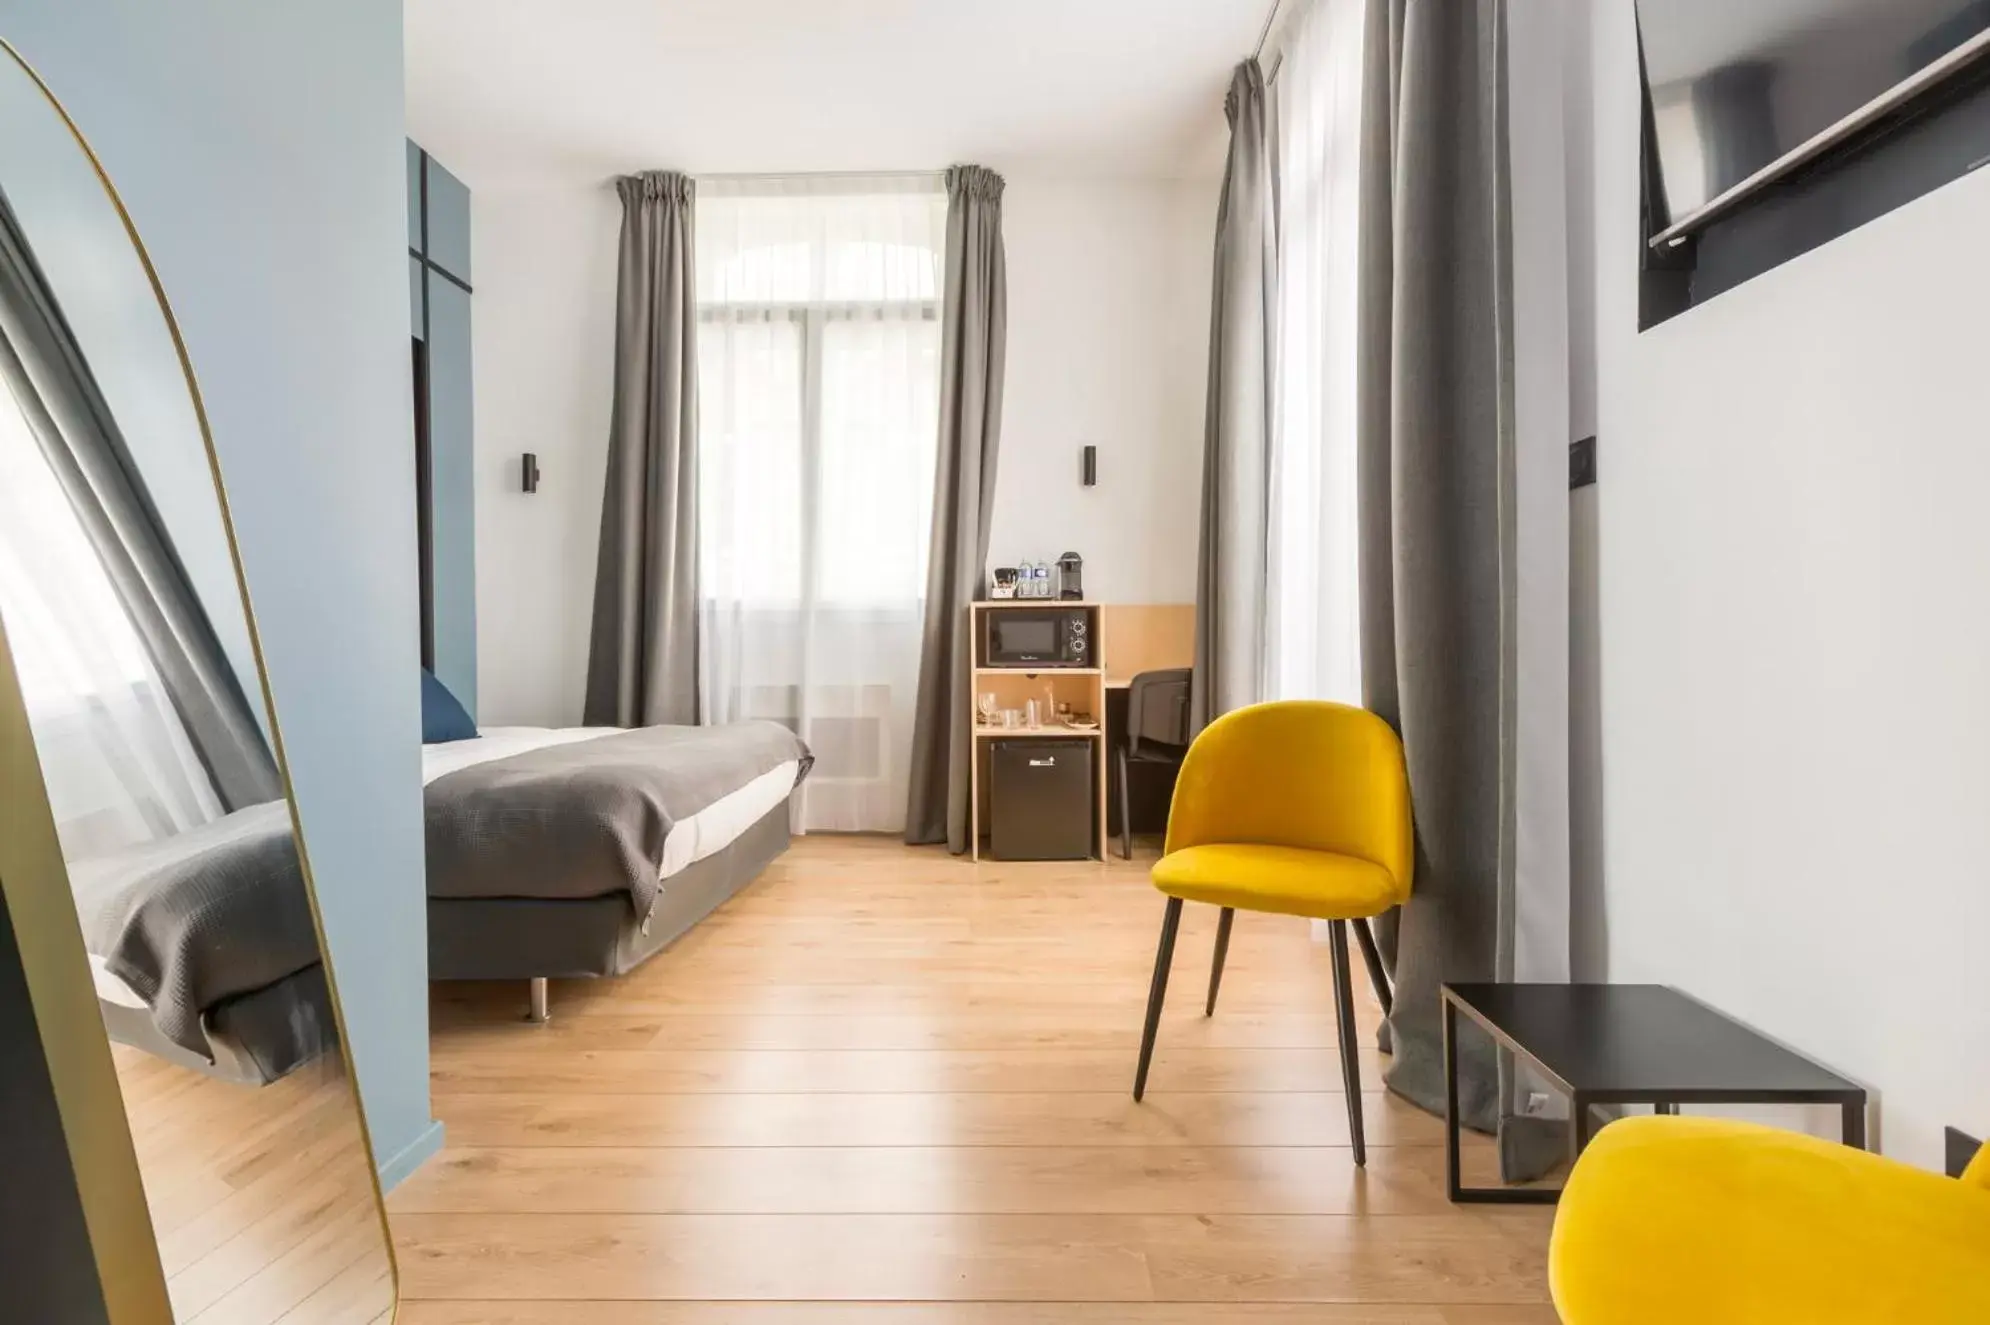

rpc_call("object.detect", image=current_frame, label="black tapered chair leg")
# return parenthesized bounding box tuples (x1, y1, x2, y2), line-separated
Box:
(1351, 916, 1393, 1016)
(1133, 896, 1183, 1101)
(1116, 742, 1134, 860)
(1329, 919, 1367, 1166)
(1205, 907, 1234, 1017)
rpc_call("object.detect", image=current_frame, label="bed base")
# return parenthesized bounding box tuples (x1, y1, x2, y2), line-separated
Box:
(99, 964, 336, 1087)
(429, 798, 793, 1020)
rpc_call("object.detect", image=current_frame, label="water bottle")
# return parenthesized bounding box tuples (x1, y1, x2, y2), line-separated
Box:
(1033, 561, 1051, 598)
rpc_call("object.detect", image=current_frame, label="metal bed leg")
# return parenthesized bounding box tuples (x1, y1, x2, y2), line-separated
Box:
(527, 977, 550, 1024)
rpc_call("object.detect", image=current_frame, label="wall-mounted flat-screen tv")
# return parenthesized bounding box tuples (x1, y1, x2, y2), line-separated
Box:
(1639, 0, 1990, 239)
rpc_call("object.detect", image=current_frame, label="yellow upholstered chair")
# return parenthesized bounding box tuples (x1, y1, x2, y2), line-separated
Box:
(1132, 700, 1412, 1165)
(1550, 1115, 1990, 1323)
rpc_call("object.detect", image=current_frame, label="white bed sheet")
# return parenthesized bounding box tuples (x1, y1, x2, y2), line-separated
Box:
(92, 728, 795, 1012)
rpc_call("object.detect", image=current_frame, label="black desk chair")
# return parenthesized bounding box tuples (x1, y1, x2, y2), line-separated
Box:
(1115, 668, 1191, 860)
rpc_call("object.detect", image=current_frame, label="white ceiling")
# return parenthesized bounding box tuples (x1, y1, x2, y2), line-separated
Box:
(404, 0, 1268, 191)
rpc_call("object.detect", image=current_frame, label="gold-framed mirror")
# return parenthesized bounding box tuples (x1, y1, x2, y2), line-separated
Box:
(0, 38, 396, 1324)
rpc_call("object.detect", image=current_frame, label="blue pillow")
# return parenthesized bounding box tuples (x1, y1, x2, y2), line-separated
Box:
(420, 669, 477, 744)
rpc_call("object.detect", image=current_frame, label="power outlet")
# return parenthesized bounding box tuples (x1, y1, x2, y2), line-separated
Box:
(1568, 435, 1597, 489)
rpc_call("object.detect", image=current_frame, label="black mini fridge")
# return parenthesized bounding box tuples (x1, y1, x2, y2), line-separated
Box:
(989, 738, 1094, 860)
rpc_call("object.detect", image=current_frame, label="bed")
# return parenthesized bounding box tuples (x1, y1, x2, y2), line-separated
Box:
(72, 801, 336, 1086)
(74, 720, 811, 1082)
(422, 722, 810, 1020)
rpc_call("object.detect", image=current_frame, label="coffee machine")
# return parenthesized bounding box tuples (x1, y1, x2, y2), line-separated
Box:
(1056, 552, 1084, 600)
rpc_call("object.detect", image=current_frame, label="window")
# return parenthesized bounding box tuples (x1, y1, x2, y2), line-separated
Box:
(1266, 0, 1367, 704)
(695, 177, 946, 832)
(0, 381, 221, 855)
(697, 179, 944, 609)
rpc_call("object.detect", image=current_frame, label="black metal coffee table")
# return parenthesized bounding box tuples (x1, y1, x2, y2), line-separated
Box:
(1441, 982, 1867, 1204)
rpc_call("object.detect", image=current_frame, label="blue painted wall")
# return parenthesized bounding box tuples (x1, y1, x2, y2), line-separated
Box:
(408, 145, 478, 715)
(0, 0, 441, 1182)
(425, 274, 479, 713)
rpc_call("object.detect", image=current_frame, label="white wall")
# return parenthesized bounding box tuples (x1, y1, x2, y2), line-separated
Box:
(472, 185, 622, 728)
(1589, 0, 1990, 1165)
(1507, 0, 1573, 991)
(4, 0, 440, 1181)
(471, 175, 1213, 726)
(990, 176, 1212, 603)
(1563, 0, 1606, 982)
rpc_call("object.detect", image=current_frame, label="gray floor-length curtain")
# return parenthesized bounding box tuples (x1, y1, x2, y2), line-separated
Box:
(585, 171, 700, 728)
(905, 165, 1006, 853)
(0, 187, 277, 811)
(1356, 0, 1559, 1181)
(1191, 61, 1277, 733)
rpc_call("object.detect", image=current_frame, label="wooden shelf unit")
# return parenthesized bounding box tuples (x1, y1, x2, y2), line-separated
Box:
(974, 666, 1104, 676)
(968, 601, 1107, 862)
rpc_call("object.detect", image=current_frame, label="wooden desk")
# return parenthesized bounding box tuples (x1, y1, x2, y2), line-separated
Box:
(968, 602, 1108, 862)
(1101, 604, 1193, 684)
(1100, 604, 1194, 845)
(966, 602, 1194, 861)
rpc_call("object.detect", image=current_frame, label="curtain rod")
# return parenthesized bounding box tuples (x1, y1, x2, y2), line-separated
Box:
(695, 169, 946, 183)
(1253, 0, 1287, 61)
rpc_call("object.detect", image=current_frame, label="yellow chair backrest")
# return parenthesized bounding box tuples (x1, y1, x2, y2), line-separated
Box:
(1164, 700, 1413, 891)
(1966, 1142, 1990, 1192)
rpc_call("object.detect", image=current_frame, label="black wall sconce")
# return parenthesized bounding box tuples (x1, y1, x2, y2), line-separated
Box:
(1081, 444, 1097, 487)
(522, 452, 541, 494)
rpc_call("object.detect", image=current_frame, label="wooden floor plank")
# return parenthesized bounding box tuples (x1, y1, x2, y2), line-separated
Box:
(427, 1007, 1365, 1052)
(397, 1307, 1559, 1325)
(394, 1212, 1547, 1304)
(427, 1044, 1392, 1094)
(397, 836, 1554, 1314)
(388, 1142, 1525, 1216)
(106, 1040, 393, 1322)
(427, 1088, 1444, 1149)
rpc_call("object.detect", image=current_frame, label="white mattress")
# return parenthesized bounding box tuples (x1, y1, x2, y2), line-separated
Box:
(92, 956, 148, 1009)
(418, 725, 622, 785)
(92, 728, 795, 1013)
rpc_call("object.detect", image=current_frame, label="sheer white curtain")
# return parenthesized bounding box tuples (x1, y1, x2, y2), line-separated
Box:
(0, 385, 221, 858)
(696, 176, 945, 832)
(1266, 0, 1368, 704)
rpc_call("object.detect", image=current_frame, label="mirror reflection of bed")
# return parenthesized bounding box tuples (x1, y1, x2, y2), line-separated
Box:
(0, 41, 394, 1323)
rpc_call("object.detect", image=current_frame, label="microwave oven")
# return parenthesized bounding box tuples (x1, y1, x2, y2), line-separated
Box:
(982, 606, 1091, 668)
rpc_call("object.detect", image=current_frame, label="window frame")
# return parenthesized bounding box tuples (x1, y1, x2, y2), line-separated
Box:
(696, 297, 940, 611)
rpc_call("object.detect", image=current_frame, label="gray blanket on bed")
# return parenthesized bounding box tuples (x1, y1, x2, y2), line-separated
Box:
(69, 800, 317, 1062)
(72, 721, 809, 1062)
(423, 721, 811, 914)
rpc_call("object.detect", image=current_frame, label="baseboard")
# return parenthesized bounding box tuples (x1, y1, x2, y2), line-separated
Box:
(377, 1117, 446, 1192)
(1947, 1126, 1982, 1179)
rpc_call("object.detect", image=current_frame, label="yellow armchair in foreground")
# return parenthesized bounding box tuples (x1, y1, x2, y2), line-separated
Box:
(1550, 1115, 1990, 1324)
